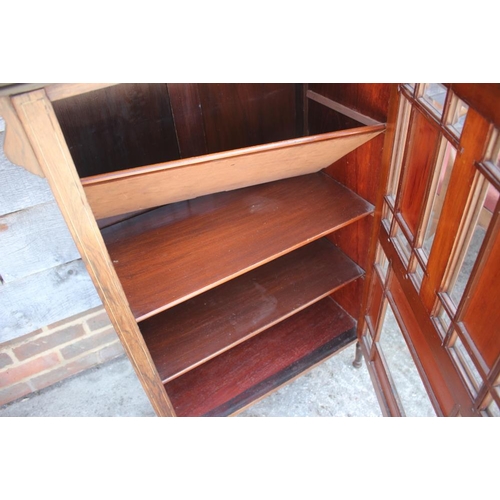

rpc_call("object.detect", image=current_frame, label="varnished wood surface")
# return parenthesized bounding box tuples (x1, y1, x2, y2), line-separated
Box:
(83, 125, 384, 219)
(164, 297, 356, 417)
(397, 108, 440, 237)
(197, 84, 297, 154)
(380, 225, 478, 416)
(307, 90, 382, 126)
(167, 84, 207, 158)
(448, 83, 500, 128)
(12, 89, 176, 416)
(53, 84, 180, 178)
(421, 108, 491, 312)
(102, 172, 374, 321)
(309, 84, 392, 124)
(316, 84, 393, 320)
(461, 210, 500, 370)
(140, 238, 363, 382)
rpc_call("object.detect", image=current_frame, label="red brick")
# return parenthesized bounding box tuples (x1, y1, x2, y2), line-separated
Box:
(0, 353, 13, 370)
(13, 324, 86, 361)
(0, 328, 43, 349)
(0, 382, 32, 407)
(30, 351, 100, 391)
(60, 328, 118, 360)
(0, 353, 59, 388)
(98, 341, 125, 363)
(86, 311, 112, 331)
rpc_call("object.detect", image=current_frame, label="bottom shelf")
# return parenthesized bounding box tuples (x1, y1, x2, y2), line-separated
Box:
(165, 297, 356, 417)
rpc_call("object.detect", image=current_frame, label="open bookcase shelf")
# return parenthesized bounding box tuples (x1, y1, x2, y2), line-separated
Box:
(13, 83, 387, 416)
(140, 237, 363, 383)
(101, 172, 373, 321)
(165, 297, 356, 417)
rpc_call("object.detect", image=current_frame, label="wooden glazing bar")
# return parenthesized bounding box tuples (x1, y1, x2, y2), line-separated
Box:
(379, 224, 478, 416)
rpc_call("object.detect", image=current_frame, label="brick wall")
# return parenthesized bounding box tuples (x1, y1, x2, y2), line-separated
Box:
(0, 306, 124, 407)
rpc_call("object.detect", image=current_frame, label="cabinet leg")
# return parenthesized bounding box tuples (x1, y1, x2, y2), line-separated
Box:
(352, 342, 363, 368)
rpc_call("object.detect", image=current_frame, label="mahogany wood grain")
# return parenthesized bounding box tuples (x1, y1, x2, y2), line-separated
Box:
(367, 272, 384, 337)
(101, 172, 374, 321)
(397, 109, 440, 237)
(53, 83, 180, 178)
(317, 86, 390, 319)
(140, 238, 363, 383)
(164, 297, 356, 417)
(308, 99, 364, 135)
(447, 83, 500, 128)
(82, 125, 384, 219)
(307, 90, 382, 126)
(12, 89, 176, 417)
(421, 108, 491, 312)
(308, 84, 392, 124)
(461, 210, 500, 370)
(197, 84, 297, 154)
(356, 85, 400, 339)
(167, 84, 207, 158)
(0, 96, 43, 177)
(295, 83, 306, 137)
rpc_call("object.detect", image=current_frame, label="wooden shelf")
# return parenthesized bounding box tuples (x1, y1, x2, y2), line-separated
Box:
(164, 297, 356, 417)
(102, 172, 373, 321)
(140, 238, 363, 383)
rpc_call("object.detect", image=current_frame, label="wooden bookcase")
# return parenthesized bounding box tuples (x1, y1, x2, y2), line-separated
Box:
(0, 83, 390, 416)
(4, 83, 498, 417)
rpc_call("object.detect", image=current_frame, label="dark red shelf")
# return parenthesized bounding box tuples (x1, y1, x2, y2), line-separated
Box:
(164, 297, 356, 417)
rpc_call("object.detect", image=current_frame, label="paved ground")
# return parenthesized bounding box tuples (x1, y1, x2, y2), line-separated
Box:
(0, 343, 383, 417)
(1, 301, 440, 417)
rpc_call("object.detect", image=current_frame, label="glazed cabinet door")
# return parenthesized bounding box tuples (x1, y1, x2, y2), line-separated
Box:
(360, 83, 500, 417)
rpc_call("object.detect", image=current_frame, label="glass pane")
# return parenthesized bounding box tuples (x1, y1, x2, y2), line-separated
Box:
(482, 395, 500, 417)
(447, 178, 497, 308)
(382, 201, 393, 233)
(448, 332, 483, 395)
(421, 83, 447, 117)
(485, 128, 500, 170)
(393, 224, 411, 266)
(404, 83, 415, 94)
(411, 261, 425, 291)
(375, 241, 389, 283)
(377, 302, 436, 417)
(435, 305, 452, 338)
(387, 97, 411, 202)
(423, 140, 457, 256)
(447, 95, 469, 137)
(363, 324, 373, 349)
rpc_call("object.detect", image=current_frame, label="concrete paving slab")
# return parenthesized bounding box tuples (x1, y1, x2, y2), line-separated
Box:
(0, 343, 382, 417)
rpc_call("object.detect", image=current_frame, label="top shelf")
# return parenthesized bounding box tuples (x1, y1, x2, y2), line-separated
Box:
(102, 172, 374, 321)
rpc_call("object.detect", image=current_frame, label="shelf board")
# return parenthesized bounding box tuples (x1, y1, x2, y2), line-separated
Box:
(141, 238, 363, 383)
(164, 297, 356, 417)
(102, 172, 373, 321)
